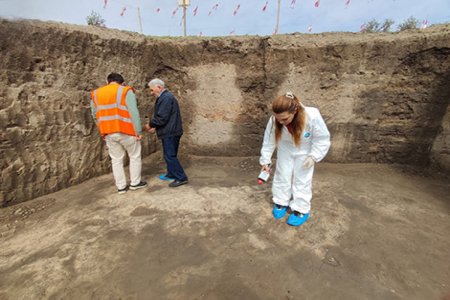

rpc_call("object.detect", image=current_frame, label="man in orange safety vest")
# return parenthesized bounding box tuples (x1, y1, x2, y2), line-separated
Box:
(91, 73, 147, 194)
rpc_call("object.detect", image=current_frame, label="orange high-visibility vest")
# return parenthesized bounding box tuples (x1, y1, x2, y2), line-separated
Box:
(91, 83, 136, 136)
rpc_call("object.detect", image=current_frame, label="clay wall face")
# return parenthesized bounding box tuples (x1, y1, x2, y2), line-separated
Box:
(1, 20, 449, 206)
(0, 21, 159, 206)
(431, 106, 450, 170)
(266, 37, 450, 165)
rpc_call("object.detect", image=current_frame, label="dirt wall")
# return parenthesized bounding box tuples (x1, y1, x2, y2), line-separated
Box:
(0, 19, 449, 206)
(431, 105, 450, 171)
(0, 20, 160, 206)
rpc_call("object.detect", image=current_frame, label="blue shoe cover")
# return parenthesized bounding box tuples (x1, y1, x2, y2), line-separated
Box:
(287, 212, 310, 227)
(159, 174, 174, 181)
(272, 204, 288, 219)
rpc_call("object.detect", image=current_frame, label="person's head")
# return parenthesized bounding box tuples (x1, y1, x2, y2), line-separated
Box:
(107, 73, 125, 84)
(148, 78, 166, 97)
(272, 92, 305, 147)
(273, 92, 299, 125)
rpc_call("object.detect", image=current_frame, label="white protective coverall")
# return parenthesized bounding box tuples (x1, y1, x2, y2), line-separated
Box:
(260, 106, 331, 214)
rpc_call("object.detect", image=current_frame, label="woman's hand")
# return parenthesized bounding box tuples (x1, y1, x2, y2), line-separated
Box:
(261, 164, 271, 172)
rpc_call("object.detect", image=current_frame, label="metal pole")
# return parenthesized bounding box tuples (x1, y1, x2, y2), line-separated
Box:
(137, 6, 143, 34)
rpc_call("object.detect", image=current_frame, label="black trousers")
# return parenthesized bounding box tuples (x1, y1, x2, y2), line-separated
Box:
(162, 135, 187, 181)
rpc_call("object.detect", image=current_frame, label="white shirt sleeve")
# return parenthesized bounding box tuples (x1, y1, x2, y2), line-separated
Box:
(309, 108, 331, 162)
(260, 116, 277, 165)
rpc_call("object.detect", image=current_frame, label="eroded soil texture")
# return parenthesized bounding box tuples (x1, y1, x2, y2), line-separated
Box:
(1, 154, 449, 299)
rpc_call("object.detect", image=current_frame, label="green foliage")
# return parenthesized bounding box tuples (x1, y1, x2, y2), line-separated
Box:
(86, 11, 105, 27)
(361, 16, 423, 33)
(361, 19, 395, 33)
(363, 19, 380, 33)
(381, 19, 395, 32)
(398, 16, 419, 31)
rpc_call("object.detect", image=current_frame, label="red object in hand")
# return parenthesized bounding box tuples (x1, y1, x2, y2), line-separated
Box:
(258, 165, 271, 185)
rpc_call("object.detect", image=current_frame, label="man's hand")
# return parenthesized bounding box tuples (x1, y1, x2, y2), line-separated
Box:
(143, 124, 151, 132)
(303, 156, 315, 169)
(143, 124, 156, 133)
(135, 135, 143, 141)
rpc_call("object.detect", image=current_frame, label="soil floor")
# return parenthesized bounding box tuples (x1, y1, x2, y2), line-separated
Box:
(0, 153, 449, 300)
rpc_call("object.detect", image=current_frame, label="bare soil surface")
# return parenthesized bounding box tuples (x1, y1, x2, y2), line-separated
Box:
(0, 153, 449, 300)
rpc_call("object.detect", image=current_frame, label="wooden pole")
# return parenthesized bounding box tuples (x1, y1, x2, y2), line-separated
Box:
(137, 6, 143, 34)
(178, 0, 190, 36)
(275, 0, 281, 34)
(183, 5, 187, 36)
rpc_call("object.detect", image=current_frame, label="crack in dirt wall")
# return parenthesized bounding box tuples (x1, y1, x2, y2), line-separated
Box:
(0, 19, 449, 206)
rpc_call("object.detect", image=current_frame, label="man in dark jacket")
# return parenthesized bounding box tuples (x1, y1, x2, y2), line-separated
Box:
(144, 78, 188, 187)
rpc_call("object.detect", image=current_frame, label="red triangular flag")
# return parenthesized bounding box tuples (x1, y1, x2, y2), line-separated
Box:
(120, 7, 126, 16)
(233, 4, 241, 16)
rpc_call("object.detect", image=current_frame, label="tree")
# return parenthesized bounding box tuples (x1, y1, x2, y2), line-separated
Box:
(86, 11, 105, 27)
(362, 18, 395, 33)
(398, 16, 419, 31)
(362, 19, 380, 33)
(381, 19, 395, 32)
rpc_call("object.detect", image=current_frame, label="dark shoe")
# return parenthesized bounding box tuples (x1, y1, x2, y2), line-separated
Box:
(118, 186, 128, 194)
(129, 181, 148, 190)
(168, 179, 189, 188)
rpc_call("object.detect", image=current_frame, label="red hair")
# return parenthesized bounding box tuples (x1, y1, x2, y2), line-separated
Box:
(272, 94, 305, 147)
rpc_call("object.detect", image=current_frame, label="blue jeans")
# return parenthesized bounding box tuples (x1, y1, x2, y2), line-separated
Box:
(162, 135, 187, 181)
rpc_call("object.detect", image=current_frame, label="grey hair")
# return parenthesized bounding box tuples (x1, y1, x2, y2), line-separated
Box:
(148, 78, 165, 88)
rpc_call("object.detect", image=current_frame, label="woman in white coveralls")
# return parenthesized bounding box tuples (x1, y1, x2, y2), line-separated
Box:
(260, 92, 331, 227)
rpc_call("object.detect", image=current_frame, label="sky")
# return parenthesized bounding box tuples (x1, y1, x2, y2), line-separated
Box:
(0, 0, 449, 36)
